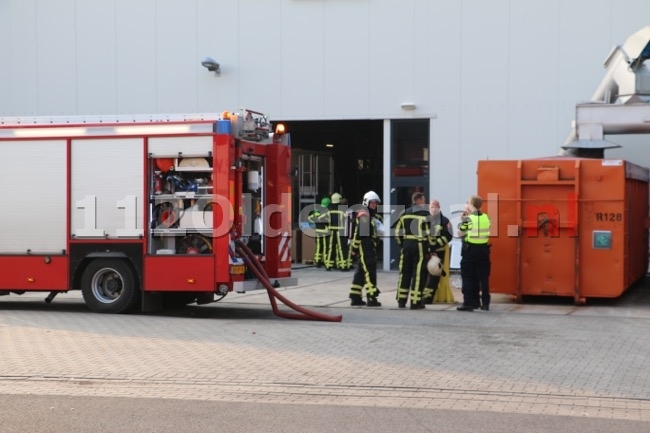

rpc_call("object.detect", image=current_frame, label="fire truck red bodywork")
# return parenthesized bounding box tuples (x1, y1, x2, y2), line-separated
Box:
(0, 110, 295, 313)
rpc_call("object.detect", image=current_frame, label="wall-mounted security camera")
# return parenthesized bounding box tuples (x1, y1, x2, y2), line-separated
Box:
(201, 57, 221, 76)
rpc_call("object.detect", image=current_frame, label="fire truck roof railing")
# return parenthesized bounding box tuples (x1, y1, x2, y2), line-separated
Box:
(0, 113, 225, 127)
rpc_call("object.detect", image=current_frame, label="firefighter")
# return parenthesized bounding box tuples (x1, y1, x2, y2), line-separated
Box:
(395, 192, 432, 309)
(325, 193, 350, 271)
(457, 195, 492, 311)
(348, 191, 382, 307)
(422, 199, 453, 304)
(308, 197, 331, 267)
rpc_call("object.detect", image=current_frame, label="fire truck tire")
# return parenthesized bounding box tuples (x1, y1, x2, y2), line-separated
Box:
(81, 259, 140, 314)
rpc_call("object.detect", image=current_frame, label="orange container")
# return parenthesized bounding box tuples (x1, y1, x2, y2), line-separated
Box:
(477, 157, 649, 304)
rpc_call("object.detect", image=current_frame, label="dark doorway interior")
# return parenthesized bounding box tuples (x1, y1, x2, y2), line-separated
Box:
(276, 119, 384, 207)
(388, 118, 430, 269)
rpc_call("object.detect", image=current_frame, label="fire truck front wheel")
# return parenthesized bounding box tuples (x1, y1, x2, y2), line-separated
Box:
(81, 259, 140, 314)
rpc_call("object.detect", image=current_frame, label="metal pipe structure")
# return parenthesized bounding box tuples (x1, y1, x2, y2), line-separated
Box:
(563, 26, 650, 157)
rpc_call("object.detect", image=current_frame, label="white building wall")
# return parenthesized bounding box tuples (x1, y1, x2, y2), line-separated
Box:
(2, 0, 650, 211)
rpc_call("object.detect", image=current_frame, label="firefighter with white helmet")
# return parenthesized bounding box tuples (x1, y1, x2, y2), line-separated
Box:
(348, 190, 382, 306)
(362, 191, 379, 207)
(363, 191, 385, 235)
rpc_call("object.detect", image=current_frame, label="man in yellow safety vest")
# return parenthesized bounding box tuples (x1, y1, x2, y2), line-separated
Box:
(457, 195, 492, 311)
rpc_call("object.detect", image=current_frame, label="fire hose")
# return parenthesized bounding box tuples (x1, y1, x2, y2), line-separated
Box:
(235, 239, 342, 322)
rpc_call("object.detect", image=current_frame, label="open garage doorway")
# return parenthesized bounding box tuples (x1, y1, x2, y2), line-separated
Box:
(274, 119, 384, 226)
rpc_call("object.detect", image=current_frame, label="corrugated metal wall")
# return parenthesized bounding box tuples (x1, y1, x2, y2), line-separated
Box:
(2, 0, 650, 212)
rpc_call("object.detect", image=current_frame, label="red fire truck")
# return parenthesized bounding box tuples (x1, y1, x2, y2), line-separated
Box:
(0, 109, 296, 314)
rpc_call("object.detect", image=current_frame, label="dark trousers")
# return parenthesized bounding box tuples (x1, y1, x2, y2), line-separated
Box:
(350, 248, 378, 298)
(326, 233, 348, 269)
(397, 241, 428, 304)
(460, 243, 491, 308)
(314, 232, 329, 264)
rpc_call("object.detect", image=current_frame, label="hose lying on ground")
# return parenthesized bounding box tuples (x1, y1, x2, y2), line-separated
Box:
(235, 239, 342, 322)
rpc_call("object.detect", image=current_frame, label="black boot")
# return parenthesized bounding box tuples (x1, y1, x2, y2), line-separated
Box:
(366, 296, 381, 307)
(350, 295, 366, 306)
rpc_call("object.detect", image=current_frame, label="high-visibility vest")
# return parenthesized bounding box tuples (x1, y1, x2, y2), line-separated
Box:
(465, 213, 491, 244)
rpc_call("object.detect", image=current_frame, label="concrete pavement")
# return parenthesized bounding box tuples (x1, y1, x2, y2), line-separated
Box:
(10, 265, 650, 318)
(222, 265, 650, 319)
(1, 265, 650, 425)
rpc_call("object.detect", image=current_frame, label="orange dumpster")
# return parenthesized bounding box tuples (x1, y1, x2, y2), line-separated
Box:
(477, 157, 649, 304)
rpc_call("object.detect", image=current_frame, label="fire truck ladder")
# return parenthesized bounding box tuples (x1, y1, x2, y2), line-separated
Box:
(297, 153, 335, 206)
(235, 239, 342, 322)
(298, 154, 318, 208)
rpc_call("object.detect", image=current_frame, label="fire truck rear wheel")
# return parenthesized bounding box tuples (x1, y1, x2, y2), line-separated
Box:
(81, 259, 140, 314)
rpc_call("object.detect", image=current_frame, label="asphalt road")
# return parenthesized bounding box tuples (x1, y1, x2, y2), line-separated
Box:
(2, 394, 649, 433)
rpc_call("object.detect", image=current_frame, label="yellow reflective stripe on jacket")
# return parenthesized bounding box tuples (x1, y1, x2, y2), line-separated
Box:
(328, 210, 347, 229)
(465, 213, 490, 244)
(396, 214, 430, 242)
(404, 234, 428, 240)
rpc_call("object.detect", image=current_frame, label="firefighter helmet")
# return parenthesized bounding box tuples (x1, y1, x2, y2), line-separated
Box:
(362, 191, 381, 207)
(320, 197, 331, 207)
(331, 193, 342, 204)
(427, 255, 443, 276)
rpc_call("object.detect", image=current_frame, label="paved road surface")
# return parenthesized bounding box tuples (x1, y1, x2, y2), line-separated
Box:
(1, 268, 650, 431)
